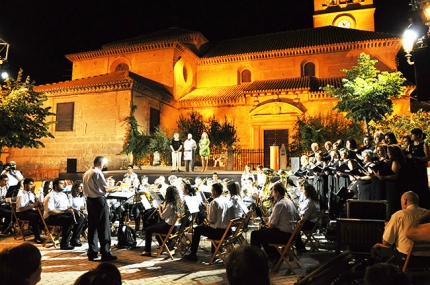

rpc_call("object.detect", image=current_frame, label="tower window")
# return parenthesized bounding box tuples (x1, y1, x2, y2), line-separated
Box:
(241, 69, 252, 83)
(56, 102, 74, 132)
(115, 63, 129, 72)
(303, 62, 315, 77)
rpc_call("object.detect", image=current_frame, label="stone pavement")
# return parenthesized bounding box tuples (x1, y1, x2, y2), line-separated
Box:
(0, 226, 336, 285)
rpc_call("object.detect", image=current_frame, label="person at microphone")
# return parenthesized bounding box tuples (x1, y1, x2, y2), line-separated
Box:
(44, 177, 85, 249)
(140, 185, 184, 257)
(184, 182, 232, 261)
(250, 183, 299, 259)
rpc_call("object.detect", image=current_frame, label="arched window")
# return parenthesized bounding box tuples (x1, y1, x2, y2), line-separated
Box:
(241, 69, 252, 83)
(303, 62, 315, 77)
(115, 63, 129, 72)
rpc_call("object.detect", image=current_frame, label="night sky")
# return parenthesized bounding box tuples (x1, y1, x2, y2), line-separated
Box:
(0, 0, 413, 85)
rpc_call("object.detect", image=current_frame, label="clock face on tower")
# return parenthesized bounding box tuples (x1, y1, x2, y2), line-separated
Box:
(337, 19, 351, 28)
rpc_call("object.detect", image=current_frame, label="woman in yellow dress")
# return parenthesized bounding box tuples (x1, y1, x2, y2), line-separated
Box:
(199, 132, 210, 172)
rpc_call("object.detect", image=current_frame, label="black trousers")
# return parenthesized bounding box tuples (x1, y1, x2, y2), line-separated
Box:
(251, 228, 292, 256)
(45, 213, 84, 245)
(190, 225, 229, 254)
(16, 210, 42, 239)
(0, 204, 12, 231)
(144, 221, 171, 252)
(87, 197, 111, 256)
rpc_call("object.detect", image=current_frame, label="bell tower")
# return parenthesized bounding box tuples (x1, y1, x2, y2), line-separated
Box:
(313, 0, 375, 31)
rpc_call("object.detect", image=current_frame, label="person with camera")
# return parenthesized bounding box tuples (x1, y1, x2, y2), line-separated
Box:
(1, 161, 24, 198)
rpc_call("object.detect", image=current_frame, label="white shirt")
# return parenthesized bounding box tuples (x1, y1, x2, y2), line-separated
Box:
(207, 196, 231, 229)
(44, 191, 70, 219)
(16, 190, 36, 212)
(183, 138, 196, 151)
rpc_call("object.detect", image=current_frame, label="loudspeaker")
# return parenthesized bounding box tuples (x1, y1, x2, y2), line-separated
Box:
(67, 158, 77, 173)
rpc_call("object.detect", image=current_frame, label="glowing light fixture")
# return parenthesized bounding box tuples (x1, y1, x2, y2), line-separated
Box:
(402, 27, 419, 64)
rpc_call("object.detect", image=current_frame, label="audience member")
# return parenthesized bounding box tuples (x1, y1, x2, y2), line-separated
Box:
(225, 245, 270, 285)
(0, 243, 42, 285)
(406, 209, 430, 242)
(74, 262, 121, 285)
(372, 191, 427, 264)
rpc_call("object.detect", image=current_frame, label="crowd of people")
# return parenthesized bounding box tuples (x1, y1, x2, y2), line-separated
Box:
(297, 128, 429, 218)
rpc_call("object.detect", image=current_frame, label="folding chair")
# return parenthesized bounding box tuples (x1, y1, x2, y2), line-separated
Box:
(226, 211, 253, 248)
(207, 217, 243, 264)
(11, 202, 30, 240)
(269, 218, 306, 274)
(153, 214, 182, 259)
(301, 210, 325, 251)
(402, 241, 430, 280)
(37, 207, 62, 248)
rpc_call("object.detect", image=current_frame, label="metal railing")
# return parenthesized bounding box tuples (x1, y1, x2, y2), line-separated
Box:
(210, 148, 264, 171)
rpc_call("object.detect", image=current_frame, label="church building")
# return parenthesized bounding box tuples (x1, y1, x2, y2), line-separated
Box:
(10, 0, 412, 173)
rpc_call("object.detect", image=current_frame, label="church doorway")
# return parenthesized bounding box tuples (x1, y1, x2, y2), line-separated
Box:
(263, 129, 288, 168)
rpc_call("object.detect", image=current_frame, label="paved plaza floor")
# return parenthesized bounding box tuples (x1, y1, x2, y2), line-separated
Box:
(0, 224, 336, 285)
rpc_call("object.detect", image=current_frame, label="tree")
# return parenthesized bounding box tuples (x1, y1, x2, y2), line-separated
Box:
(323, 53, 406, 136)
(207, 115, 239, 153)
(147, 126, 171, 165)
(122, 105, 151, 164)
(177, 111, 206, 141)
(289, 112, 364, 157)
(372, 110, 430, 144)
(0, 69, 55, 154)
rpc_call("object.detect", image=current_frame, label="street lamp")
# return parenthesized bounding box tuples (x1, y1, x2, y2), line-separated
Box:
(402, 0, 430, 101)
(0, 37, 9, 66)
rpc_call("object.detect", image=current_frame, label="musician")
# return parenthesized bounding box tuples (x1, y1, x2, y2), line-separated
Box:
(140, 185, 184, 257)
(355, 149, 373, 200)
(15, 178, 43, 244)
(117, 165, 139, 188)
(0, 174, 12, 235)
(181, 181, 205, 225)
(336, 148, 354, 190)
(184, 182, 232, 261)
(371, 145, 388, 200)
(250, 183, 299, 259)
(242, 177, 259, 206)
(70, 180, 88, 235)
(227, 181, 245, 220)
(285, 178, 300, 208)
(309, 151, 328, 209)
(240, 165, 255, 188)
(256, 165, 266, 189)
(44, 178, 85, 249)
(295, 183, 320, 252)
(134, 175, 158, 233)
(308, 142, 319, 164)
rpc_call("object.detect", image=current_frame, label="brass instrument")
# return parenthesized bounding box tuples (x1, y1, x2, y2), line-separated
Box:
(278, 169, 288, 188)
(257, 168, 276, 220)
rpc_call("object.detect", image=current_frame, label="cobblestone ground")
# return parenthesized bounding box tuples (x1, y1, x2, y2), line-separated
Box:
(0, 225, 335, 285)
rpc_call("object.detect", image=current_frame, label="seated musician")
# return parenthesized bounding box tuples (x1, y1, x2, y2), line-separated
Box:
(15, 178, 44, 244)
(44, 177, 85, 249)
(140, 185, 184, 257)
(295, 183, 320, 253)
(184, 182, 232, 261)
(70, 180, 88, 234)
(0, 174, 12, 234)
(227, 181, 245, 220)
(250, 183, 299, 260)
(181, 181, 205, 225)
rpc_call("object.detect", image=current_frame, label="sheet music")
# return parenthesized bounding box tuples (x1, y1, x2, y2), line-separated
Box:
(140, 194, 152, 210)
(107, 191, 134, 200)
(237, 199, 249, 214)
(184, 195, 201, 214)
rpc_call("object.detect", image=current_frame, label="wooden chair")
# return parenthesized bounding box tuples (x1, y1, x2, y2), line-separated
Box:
(37, 207, 62, 248)
(207, 217, 243, 264)
(402, 241, 430, 279)
(301, 210, 325, 251)
(226, 211, 253, 249)
(153, 214, 182, 259)
(269, 218, 306, 274)
(11, 202, 30, 240)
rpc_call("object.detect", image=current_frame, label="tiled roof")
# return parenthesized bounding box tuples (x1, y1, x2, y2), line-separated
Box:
(35, 71, 173, 101)
(203, 26, 399, 58)
(179, 77, 344, 102)
(102, 27, 207, 49)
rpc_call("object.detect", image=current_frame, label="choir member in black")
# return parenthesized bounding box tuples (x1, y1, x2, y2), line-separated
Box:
(356, 136, 374, 160)
(408, 128, 430, 208)
(333, 139, 344, 152)
(371, 144, 388, 200)
(355, 150, 373, 200)
(374, 145, 405, 215)
(309, 151, 328, 210)
(336, 148, 353, 190)
(326, 150, 340, 212)
(346, 138, 358, 161)
(373, 131, 385, 149)
(384, 132, 398, 145)
(298, 155, 311, 184)
(401, 135, 413, 188)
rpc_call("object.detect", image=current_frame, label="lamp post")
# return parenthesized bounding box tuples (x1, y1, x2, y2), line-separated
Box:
(402, 0, 430, 101)
(0, 37, 10, 79)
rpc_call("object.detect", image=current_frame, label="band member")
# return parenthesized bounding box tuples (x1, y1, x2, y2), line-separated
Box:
(184, 182, 231, 261)
(83, 156, 117, 262)
(44, 178, 85, 249)
(117, 165, 139, 188)
(250, 183, 299, 258)
(0, 174, 12, 234)
(140, 185, 184, 257)
(15, 178, 43, 243)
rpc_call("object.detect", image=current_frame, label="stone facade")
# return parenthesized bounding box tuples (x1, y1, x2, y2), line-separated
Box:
(7, 1, 413, 174)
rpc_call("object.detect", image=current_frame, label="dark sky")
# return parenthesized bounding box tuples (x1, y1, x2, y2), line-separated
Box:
(0, 0, 413, 85)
